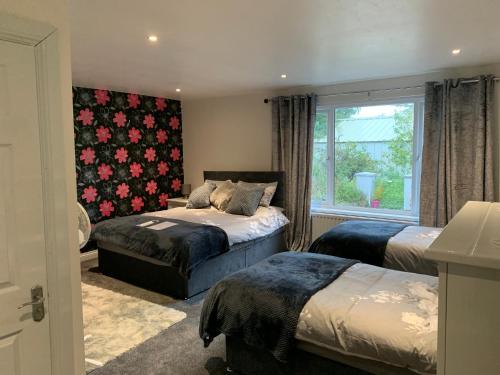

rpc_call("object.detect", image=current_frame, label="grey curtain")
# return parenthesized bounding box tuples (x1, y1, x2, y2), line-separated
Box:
(272, 94, 316, 250)
(420, 76, 495, 227)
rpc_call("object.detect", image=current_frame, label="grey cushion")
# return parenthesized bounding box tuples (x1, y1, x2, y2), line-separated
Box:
(225, 186, 265, 216)
(237, 181, 278, 207)
(186, 182, 216, 209)
(210, 180, 236, 211)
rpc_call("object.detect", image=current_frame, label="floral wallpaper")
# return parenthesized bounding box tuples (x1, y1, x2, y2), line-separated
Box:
(73, 87, 183, 223)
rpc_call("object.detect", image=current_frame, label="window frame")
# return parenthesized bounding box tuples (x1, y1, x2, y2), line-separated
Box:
(311, 96, 425, 221)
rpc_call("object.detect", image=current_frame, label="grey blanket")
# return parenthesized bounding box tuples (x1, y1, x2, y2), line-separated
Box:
(199, 252, 357, 362)
(92, 215, 229, 277)
(308, 220, 408, 266)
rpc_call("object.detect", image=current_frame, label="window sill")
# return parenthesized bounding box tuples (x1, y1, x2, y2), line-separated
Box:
(311, 207, 419, 224)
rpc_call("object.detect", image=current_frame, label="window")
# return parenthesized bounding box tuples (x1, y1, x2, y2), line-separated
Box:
(311, 98, 424, 219)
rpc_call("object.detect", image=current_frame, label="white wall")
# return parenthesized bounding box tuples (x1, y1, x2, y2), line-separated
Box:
(183, 91, 278, 187)
(183, 64, 500, 198)
(1, 1, 84, 374)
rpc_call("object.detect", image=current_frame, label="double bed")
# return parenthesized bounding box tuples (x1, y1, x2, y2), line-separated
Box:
(94, 171, 289, 299)
(200, 252, 437, 375)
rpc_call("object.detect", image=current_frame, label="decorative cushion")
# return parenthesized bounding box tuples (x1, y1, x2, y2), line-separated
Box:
(210, 180, 236, 211)
(186, 182, 216, 209)
(237, 181, 278, 207)
(205, 179, 229, 188)
(225, 186, 265, 216)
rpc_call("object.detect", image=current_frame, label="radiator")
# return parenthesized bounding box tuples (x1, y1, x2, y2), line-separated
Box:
(311, 214, 352, 241)
(311, 213, 415, 241)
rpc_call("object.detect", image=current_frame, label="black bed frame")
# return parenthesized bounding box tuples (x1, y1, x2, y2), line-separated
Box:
(226, 337, 417, 375)
(226, 337, 371, 375)
(98, 171, 287, 299)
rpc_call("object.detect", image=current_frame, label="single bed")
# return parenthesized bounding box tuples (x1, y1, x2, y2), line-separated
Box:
(95, 171, 289, 299)
(309, 220, 442, 276)
(200, 252, 437, 375)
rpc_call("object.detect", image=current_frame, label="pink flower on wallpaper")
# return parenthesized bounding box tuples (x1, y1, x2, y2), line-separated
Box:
(77, 108, 94, 126)
(114, 147, 128, 163)
(144, 147, 156, 162)
(128, 127, 142, 143)
(156, 129, 168, 144)
(131, 196, 144, 212)
(157, 161, 169, 176)
(96, 126, 112, 143)
(170, 147, 181, 161)
(171, 178, 182, 192)
(95, 89, 110, 105)
(97, 163, 113, 181)
(127, 93, 141, 109)
(169, 116, 180, 130)
(155, 98, 167, 111)
(80, 147, 95, 165)
(130, 162, 143, 178)
(159, 193, 169, 207)
(146, 180, 158, 195)
(143, 114, 155, 129)
(113, 111, 127, 127)
(82, 186, 98, 203)
(99, 200, 115, 217)
(116, 183, 130, 199)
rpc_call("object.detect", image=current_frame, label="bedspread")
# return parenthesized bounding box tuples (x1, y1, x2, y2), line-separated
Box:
(199, 252, 357, 362)
(92, 215, 229, 276)
(296, 263, 438, 374)
(308, 220, 408, 266)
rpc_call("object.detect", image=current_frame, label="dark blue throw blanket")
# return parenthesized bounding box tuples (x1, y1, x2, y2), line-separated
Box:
(92, 215, 229, 277)
(199, 252, 357, 363)
(308, 220, 408, 266)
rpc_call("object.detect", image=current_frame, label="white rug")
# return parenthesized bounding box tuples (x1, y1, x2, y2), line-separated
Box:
(82, 282, 186, 372)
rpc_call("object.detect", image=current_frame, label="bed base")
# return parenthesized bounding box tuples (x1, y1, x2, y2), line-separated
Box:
(97, 228, 286, 299)
(226, 337, 370, 375)
(226, 337, 417, 375)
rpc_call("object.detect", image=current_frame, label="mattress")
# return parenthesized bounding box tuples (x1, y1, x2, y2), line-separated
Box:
(384, 226, 442, 276)
(295, 263, 438, 375)
(144, 205, 289, 245)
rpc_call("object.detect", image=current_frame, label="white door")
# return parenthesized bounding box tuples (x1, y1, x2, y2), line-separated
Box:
(0, 40, 52, 374)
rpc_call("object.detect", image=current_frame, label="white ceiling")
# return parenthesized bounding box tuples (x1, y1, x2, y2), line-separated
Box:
(70, 0, 500, 99)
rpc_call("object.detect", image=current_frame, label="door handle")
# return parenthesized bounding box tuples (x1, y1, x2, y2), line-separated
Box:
(17, 285, 45, 322)
(17, 296, 45, 309)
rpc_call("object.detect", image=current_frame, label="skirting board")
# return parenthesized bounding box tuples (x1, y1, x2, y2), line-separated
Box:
(80, 249, 98, 263)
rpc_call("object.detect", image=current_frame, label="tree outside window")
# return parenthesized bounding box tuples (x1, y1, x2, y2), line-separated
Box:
(312, 100, 423, 218)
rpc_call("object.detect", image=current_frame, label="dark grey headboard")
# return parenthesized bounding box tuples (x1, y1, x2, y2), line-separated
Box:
(203, 171, 286, 208)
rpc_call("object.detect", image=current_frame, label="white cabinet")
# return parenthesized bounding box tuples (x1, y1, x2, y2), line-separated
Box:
(426, 201, 500, 375)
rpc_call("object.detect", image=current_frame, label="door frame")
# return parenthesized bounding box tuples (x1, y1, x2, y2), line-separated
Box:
(0, 13, 85, 375)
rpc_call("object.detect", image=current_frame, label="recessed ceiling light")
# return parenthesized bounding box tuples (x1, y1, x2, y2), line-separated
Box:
(281, 74, 287, 79)
(175, 88, 181, 92)
(452, 48, 461, 55)
(148, 35, 158, 42)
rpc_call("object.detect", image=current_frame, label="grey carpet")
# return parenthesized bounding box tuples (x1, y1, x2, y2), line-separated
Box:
(82, 259, 228, 375)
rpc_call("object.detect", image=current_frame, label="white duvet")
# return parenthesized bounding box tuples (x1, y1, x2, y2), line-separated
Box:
(384, 226, 442, 276)
(296, 263, 438, 374)
(144, 206, 289, 245)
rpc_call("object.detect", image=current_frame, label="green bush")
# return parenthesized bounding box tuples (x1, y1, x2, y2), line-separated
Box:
(335, 143, 376, 180)
(312, 143, 328, 202)
(379, 178, 404, 210)
(335, 177, 367, 207)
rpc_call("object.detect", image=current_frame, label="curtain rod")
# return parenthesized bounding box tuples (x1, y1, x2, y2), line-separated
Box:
(263, 77, 500, 103)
